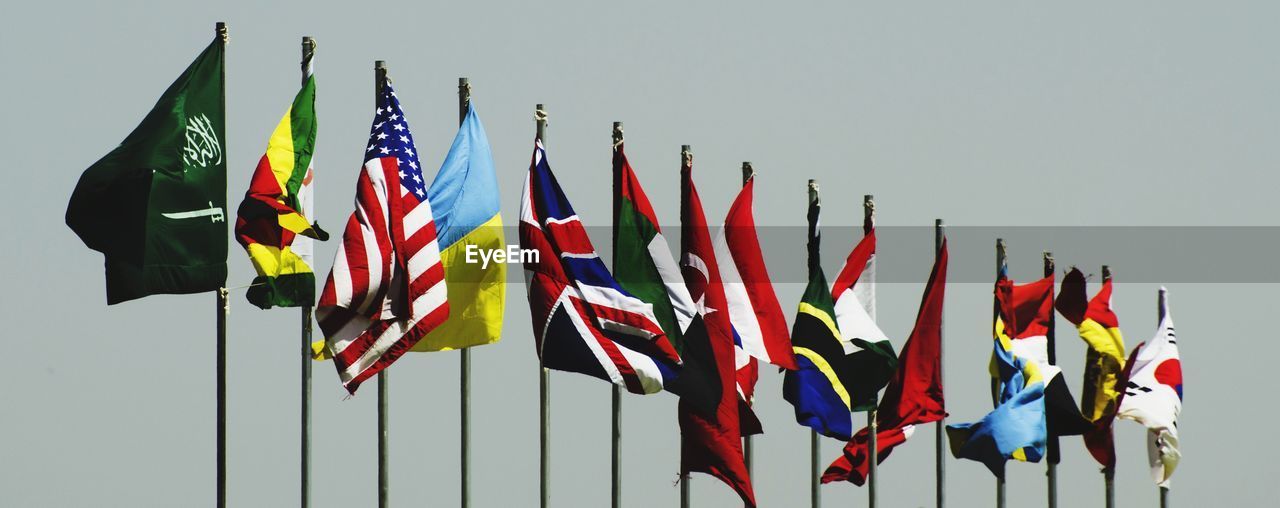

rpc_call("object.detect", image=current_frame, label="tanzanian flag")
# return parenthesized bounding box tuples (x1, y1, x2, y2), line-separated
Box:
(234, 68, 328, 309)
(411, 105, 504, 351)
(783, 188, 896, 440)
(67, 36, 227, 304)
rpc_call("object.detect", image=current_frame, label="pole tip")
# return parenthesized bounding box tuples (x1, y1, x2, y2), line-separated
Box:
(681, 144, 691, 151)
(459, 77, 469, 84)
(1102, 265, 1112, 281)
(375, 60, 387, 69)
(215, 22, 228, 42)
(935, 218, 944, 227)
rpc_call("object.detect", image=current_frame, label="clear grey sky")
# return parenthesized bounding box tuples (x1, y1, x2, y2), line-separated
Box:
(3, 1, 1275, 506)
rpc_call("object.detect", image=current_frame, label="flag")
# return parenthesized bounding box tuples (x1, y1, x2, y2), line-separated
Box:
(945, 273, 1052, 475)
(783, 191, 897, 441)
(234, 64, 328, 309)
(315, 80, 449, 394)
(823, 239, 948, 485)
(713, 175, 794, 434)
(67, 37, 226, 304)
(520, 139, 681, 394)
(1057, 268, 1127, 467)
(1117, 287, 1182, 487)
(677, 155, 756, 507)
(828, 211, 897, 408)
(995, 275, 1092, 463)
(611, 142, 696, 354)
(410, 105, 505, 351)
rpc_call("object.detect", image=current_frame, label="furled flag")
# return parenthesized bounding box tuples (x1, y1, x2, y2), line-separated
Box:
(1117, 287, 1182, 487)
(67, 36, 227, 304)
(520, 139, 681, 394)
(783, 186, 897, 441)
(314, 80, 449, 394)
(823, 238, 948, 485)
(1057, 267, 1127, 467)
(234, 60, 328, 309)
(677, 154, 756, 507)
(945, 273, 1051, 475)
(994, 275, 1092, 464)
(410, 105, 505, 351)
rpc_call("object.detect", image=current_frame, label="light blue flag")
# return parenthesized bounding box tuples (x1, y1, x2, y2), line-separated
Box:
(946, 338, 1047, 475)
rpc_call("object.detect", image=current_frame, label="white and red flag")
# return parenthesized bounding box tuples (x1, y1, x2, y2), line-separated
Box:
(1118, 287, 1183, 488)
(316, 80, 448, 394)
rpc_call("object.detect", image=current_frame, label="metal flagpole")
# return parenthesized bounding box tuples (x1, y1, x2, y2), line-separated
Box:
(458, 76, 473, 508)
(865, 195, 878, 508)
(1102, 265, 1116, 508)
(935, 218, 946, 508)
(536, 104, 551, 508)
(611, 122, 625, 508)
(374, 59, 390, 508)
(994, 239, 1007, 508)
(1158, 287, 1169, 508)
(741, 161, 755, 500)
(808, 180, 821, 508)
(679, 144, 693, 508)
(299, 35, 316, 508)
(1044, 252, 1058, 508)
(214, 21, 228, 508)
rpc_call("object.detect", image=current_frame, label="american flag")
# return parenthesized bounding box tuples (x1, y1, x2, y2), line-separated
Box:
(316, 80, 448, 394)
(520, 140, 681, 394)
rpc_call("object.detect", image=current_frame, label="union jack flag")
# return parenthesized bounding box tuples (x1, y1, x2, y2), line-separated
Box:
(520, 139, 680, 394)
(316, 80, 448, 394)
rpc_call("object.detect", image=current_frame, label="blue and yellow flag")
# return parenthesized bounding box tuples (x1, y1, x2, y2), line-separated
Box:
(413, 106, 505, 351)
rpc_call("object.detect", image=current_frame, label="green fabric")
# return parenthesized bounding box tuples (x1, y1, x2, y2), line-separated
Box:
(283, 75, 316, 209)
(613, 195, 686, 353)
(66, 38, 226, 304)
(247, 272, 315, 309)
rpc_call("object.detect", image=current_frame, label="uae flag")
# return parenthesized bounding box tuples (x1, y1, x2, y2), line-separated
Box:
(67, 36, 227, 304)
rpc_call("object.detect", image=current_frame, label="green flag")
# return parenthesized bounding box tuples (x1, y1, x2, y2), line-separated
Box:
(67, 37, 227, 304)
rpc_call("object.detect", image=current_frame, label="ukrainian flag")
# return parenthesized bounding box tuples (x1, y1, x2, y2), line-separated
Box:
(412, 105, 505, 351)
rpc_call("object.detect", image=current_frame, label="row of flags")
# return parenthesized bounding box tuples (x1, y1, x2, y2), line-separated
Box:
(65, 32, 1185, 503)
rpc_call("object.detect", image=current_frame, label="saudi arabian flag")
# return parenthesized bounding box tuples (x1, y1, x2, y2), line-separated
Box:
(67, 37, 227, 304)
(612, 143, 696, 353)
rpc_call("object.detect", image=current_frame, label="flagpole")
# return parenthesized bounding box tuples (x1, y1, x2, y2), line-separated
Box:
(536, 103, 551, 508)
(808, 179, 821, 508)
(994, 238, 1007, 508)
(1045, 251, 1058, 508)
(299, 35, 316, 508)
(214, 21, 228, 508)
(740, 161, 755, 499)
(1157, 287, 1169, 508)
(935, 218, 946, 508)
(611, 121, 624, 508)
(1102, 265, 1116, 508)
(374, 59, 389, 508)
(457, 76, 473, 508)
(864, 194, 878, 508)
(680, 141, 691, 506)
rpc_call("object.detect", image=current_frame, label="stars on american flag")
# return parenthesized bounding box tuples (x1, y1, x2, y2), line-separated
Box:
(366, 82, 427, 199)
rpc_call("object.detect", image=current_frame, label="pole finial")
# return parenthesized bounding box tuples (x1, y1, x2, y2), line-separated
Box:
(808, 179, 820, 206)
(1102, 265, 1112, 282)
(458, 77, 472, 124)
(612, 122, 624, 150)
(680, 144, 692, 168)
(534, 104, 547, 142)
(215, 22, 228, 43)
(741, 162, 754, 186)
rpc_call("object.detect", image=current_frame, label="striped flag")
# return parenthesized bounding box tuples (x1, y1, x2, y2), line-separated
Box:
(1057, 268, 1127, 467)
(520, 139, 681, 394)
(315, 80, 448, 394)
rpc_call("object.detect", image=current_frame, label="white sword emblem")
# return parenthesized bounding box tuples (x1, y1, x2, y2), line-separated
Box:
(162, 201, 225, 223)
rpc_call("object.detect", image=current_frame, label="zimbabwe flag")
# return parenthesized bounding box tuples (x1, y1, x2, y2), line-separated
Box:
(234, 69, 328, 309)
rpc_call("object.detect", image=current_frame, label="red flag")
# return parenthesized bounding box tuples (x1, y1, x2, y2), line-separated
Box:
(823, 240, 948, 485)
(677, 157, 756, 507)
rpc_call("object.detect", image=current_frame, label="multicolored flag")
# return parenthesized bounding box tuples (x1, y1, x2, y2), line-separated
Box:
(1117, 287, 1182, 487)
(713, 175, 794, 434)
(410, 105, 505, 351)
(823, 238, 948, 485)
(611, 142, 696, 354)
(315, 80, 449, 394)
(520, 139, 681, 394)
(1057, 267, 1127, 467)
(827, 209, 896, 408)
(677, 154, 756, 507)
(783, 188, 897, 440)
(945, 272, 1051, 475)
(67, 36, 227, 304)
(234, 62, 328, 309)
